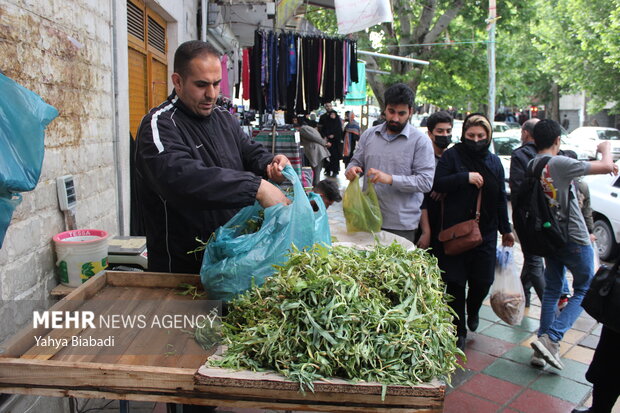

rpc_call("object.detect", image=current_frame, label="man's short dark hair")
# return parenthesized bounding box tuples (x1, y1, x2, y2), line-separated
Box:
(384, 83, 414, 108)
(533, 119, 562, 150)
(315, 179, 342, 203)
(174, 41, 221, 77)
(426, 111, 453, 133)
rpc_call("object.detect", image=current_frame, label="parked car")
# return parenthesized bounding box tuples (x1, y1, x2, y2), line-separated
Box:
(568, 127, 620, 160)
(583, 160, 620, 260)
(493, 136, 521, 196)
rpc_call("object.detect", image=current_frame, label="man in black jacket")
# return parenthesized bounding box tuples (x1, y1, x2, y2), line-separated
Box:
(135, 41, 289, 274)
(509, 118, 543, 310)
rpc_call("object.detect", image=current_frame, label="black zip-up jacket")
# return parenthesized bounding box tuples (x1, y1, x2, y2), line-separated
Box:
(509, 141, 538, 197)
(135, 92, 273, 274)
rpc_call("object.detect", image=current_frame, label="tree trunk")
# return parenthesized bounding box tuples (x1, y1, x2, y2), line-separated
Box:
(549, 82, 560, 121)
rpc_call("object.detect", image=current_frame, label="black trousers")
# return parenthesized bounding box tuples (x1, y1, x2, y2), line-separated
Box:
(520, 253, 545, 303)
(445, 279, 492, 338)
(586, 326, 620, 412)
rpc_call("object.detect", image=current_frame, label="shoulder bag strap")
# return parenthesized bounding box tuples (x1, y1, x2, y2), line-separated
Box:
(441, 189, 482, 230)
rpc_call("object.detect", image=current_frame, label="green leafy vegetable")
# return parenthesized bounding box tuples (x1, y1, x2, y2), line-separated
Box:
(211, 243, 463, 395)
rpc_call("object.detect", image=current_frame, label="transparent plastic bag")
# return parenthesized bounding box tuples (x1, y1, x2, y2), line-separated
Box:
(342, 175, 382, 233)
(200, 165, 331, 302)
(592, 240, 600, 272)
(490, 247, 525, 325)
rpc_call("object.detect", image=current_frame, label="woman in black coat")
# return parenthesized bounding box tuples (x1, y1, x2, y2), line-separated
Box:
(320, 110, 343, 177)
(433, 113, 515, 350)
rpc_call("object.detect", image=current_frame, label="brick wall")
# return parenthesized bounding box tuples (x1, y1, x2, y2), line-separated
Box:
(0, 0, 117, 320)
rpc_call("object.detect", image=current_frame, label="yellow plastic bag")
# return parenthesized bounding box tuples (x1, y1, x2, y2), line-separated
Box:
(343, 176, 382, 233)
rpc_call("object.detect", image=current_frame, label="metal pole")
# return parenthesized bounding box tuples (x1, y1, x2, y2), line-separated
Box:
(201, 0, 207, 42)
(357, 50, 430, 65)
(487, 0, 496, 122)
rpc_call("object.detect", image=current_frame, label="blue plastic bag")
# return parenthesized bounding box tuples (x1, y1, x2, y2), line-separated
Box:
(0, 74, 58, 247)
(200, 165, 331, 302)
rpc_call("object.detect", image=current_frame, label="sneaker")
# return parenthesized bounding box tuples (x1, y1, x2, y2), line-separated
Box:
(530, 347, 547, 368)
(558, 295, 570, 311)
(531, 334, 564, 370)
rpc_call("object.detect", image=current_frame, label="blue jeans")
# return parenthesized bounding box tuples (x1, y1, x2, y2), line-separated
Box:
(539, 242, 594, 343)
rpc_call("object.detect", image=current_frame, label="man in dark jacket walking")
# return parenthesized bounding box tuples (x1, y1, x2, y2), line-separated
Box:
(509, 118, 544, 309)
(135, 40, 289, 274)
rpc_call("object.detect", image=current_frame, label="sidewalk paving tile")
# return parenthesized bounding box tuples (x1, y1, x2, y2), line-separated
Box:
(571, 316, 598, 332)
(563, 329, 587, 344)
(481, 324, 532, 344)
(479, 306, 501, 323)
(507, 389, 576, 413)
(515, 316, 539, 333)
(447, 367, 477, 394)
(578, 333, 600, 349)
(444, 389, 501, 413)
(477, 318, 494, 332)
(564, 345, 595, 364)
(466, 334, 515, 357)
(554, 358, 590, 384)
(461, 349, 498, 372)
(483, 359, 541, 387)
(458, 374, 522, 405)
(530, 374, 591, 404)
(500, 345, 535, 365)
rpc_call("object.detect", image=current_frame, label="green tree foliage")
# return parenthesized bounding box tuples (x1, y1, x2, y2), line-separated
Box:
(534, 0, 620, 113)
(306, 1, 619, 114)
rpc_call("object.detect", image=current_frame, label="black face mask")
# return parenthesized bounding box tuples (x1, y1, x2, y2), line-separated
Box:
(434, 135, 451, 149)
(464, 139, 489, 152)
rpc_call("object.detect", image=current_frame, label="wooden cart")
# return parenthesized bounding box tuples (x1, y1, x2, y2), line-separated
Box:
(0, 271, 445, 412)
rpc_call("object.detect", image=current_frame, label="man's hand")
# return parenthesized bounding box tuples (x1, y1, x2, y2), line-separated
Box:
(345, 166, 363, 181)
(256, 179, 290, 208)
(469, 172, 484, 188)
(367, 168, 393, 185)
(597, 140, 611, 155)
(502, 232, 515, 247)
(266, 154, 290, 183)
(417, 232, 431, 249)
(590, 233, 597, 243)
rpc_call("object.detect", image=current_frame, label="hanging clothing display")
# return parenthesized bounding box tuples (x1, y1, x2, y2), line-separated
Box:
(245, 30, 358, 115)
(344, 61, 367, 106)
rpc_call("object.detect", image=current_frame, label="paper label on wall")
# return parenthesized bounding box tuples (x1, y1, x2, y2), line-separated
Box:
(334, 0, 393, 35)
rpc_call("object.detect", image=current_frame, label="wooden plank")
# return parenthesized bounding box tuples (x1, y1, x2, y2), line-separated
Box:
(50, 284, 76, 298)
(1, 273, 108, 358)
(20, 327, 85, 360)
(0, 359, 196, 392)
(195, 366, 444, 398)
(105, 271, 202, 290)
(0, 387, 442, 412)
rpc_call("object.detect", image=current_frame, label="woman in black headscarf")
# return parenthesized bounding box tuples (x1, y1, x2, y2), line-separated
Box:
(433, 113, 515, 350)
(320, 110, 343, 177)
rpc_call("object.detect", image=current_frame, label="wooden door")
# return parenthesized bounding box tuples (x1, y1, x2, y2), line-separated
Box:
(127, 0, 168, 138)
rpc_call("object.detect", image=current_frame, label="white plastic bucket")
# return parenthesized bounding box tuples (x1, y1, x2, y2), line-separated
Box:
(53, 229, 109, 287)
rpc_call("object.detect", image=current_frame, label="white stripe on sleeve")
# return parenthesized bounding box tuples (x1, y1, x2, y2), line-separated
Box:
(150, 96, 178, 153)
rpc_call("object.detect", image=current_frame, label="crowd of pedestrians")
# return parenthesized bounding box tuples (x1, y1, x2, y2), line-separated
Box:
(309, 83, 619, 412)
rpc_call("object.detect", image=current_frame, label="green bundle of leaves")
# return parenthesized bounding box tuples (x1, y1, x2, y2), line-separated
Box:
(211, 243, 462, 393)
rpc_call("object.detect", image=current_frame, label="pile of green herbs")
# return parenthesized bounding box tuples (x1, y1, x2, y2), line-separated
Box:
(210, 243, 462, 393)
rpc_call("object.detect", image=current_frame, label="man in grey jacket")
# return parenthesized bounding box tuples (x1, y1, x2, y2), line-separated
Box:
(295, 116, 330, 186)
